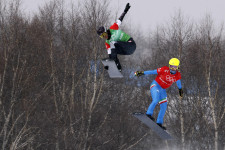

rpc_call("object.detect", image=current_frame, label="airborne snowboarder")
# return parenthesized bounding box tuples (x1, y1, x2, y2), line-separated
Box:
(97, 3, 136, 72)
(135, 58, 184, 130)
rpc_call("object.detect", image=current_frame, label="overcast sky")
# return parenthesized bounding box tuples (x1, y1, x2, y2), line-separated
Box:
(22, 0, 225, 31)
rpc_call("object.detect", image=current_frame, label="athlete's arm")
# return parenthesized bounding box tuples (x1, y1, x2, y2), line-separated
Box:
(135, 69, 157, 77)
(119, 3, 130, 22)
(144, 70, 158, 75)
(105, 42, 111, 54)
(176, 80, 183, 98)
(176, 80, 182, 89)
(110, 3, 131, 30)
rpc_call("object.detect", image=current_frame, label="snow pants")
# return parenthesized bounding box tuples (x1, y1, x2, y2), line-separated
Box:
(146, 80, 167, 124)
(109, 38, 136, 68)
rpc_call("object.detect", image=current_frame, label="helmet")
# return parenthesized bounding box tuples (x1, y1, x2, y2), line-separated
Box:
(169, 58, 180, 66)
(169, 58, 180, 70)
(97, 26, 106, 36)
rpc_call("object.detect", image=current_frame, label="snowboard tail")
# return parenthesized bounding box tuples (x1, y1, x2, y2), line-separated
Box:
(133, 112, 174, 140)
(101, 58, 123, 78)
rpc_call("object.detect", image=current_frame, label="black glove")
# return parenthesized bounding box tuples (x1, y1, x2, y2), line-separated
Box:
(179, 88, 183, 98)
(124, 3, 131, 13)
(135, 71, 144, 77)
(119, 3, 131, 22)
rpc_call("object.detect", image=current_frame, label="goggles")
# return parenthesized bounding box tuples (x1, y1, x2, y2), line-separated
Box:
(99, 32, 107, 38)
(169, 65, 179, 70)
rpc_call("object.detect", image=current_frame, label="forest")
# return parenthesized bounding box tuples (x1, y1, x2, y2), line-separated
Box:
(0, 0, 224, 150)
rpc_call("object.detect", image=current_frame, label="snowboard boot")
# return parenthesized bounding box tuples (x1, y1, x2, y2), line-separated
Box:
(104, 66, 109, 70)
(157, 123, 166, 130)
(114, 57, 122, 72)
(117, 63, 122, 72)
(146, 114, 155, 121)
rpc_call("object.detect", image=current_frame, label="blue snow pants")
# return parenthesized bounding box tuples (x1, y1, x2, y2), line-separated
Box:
(146, 80, 167, 124)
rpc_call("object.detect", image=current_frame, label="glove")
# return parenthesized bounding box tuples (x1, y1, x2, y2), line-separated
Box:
(179, 88, 183, 98)
(124, 3, 131, 13)
(135, 71, 144, 77)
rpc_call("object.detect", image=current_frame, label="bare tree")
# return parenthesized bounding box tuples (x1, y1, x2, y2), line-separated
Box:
(1, 0, 225, 149)
(197, 14, 225, 150)
(0, 1, 41, 149)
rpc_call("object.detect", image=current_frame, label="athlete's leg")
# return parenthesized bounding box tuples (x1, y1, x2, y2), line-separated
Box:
(156, 89, 168, 124)
(156, 102, 167, 124)
(146, 81, 160, 116)
(109, 42, 122, 70)
(113, 38, 136, 55)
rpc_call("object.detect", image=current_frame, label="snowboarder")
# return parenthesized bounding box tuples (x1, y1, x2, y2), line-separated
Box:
(135, 58, 184, 130)
(97, 3, 136, 71)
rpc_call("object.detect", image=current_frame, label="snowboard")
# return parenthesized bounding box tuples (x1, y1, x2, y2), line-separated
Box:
(133, 112, 174, 140)
(101, 58, 123, 78)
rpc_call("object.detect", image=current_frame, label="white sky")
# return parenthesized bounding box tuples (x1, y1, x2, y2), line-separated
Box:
(21, 0, 225, 31)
